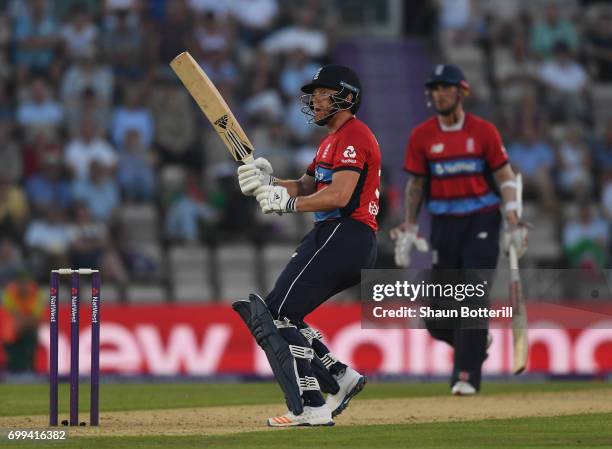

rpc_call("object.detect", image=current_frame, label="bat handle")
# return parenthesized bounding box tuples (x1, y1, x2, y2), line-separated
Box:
(242, 155, 255, 165)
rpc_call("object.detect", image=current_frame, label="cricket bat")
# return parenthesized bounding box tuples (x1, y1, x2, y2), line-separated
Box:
(170, 52, 255, 164)
(510, 174, 528, 374)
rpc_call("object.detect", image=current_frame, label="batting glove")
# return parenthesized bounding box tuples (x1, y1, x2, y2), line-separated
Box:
(255, 185, 297, 214)
(502, 221, 530, 259)
(237, 157, 276, 196)
(390, 224, 429, 268)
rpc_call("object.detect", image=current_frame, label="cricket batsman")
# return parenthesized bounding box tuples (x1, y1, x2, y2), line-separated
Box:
(233, 65, 381, 426)
(390, 65, 529, 395)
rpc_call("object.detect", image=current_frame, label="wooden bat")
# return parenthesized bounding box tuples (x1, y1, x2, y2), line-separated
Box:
(510, 174, 528, 374)
(169, 51, 255, 164)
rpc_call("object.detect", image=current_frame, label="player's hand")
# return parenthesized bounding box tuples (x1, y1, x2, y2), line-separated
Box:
(390, 222, 429, 268)
(255, 185, 297, 214)
(237, 157, 275, 196)
(502, 221, 530, 259)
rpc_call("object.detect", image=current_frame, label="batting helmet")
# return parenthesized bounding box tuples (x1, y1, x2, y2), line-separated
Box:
(301, 64, 362, 114)
(425, 64, 470, 91)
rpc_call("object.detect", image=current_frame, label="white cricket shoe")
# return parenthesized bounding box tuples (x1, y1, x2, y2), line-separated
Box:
(451, 381, 477, 396)
(325, 367, 367, 417)
(267, 405, 334, 427)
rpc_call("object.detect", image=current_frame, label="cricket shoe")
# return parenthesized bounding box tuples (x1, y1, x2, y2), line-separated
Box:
(326, 367, 367, 417)
(451, 381, 477, 396)
(267, 405, 334, 427)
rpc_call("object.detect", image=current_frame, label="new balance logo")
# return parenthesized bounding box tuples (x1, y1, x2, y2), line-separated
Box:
(274, 193, 280, 201)
(214, 114, 229, 129)
(431, 143, 444, 154)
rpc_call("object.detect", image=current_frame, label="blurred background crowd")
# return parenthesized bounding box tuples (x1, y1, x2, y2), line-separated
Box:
(0, 0, 611, 370)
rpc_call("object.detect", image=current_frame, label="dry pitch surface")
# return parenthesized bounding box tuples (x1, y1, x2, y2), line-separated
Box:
(1, 388, 611, 437)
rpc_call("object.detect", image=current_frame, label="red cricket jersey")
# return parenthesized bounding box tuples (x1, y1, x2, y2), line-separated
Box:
(306, 117, 381, 231)
(403, 113, 508, 215)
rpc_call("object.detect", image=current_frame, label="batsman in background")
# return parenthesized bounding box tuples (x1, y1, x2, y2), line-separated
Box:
(233, 65, 380, 426)
(390, 65, 528, 395)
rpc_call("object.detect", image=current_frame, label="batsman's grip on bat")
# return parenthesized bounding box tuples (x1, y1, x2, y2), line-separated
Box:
(390, 223, 429, 268)
(237, 157, 277, 196)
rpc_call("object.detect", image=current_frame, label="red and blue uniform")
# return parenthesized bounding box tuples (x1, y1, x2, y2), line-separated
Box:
(404, 113, 508, 216)
(307, 117, 381, 231)
(266, 117, 379, 321)
(403, 112, 508, 392)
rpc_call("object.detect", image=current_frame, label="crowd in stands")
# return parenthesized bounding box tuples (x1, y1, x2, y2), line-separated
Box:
(0, 0, 336, 293)
(437, 0, 612, 270)
(0, 0, 610, 305)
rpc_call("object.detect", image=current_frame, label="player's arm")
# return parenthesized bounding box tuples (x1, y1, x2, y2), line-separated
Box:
(294, 170, 358, 212)
(275, 174, 316, 197)
(389, 175, 425, 238)
(493, 164, 520, 226)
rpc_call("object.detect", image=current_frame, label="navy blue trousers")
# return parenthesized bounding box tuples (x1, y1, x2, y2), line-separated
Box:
(427, 209, 501, 390)
(265, 217, 377, 321)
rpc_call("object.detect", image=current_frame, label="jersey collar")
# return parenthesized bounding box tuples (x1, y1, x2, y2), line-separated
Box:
(437, 113, 465, 132)
(331, 115, 356, 134)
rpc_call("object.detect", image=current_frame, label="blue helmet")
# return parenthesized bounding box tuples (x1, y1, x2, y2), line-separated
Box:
(425, 64, 470, 91)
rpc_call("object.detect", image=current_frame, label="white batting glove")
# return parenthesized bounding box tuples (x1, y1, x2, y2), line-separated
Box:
(255, 185, 297, 214)
(237, 157, 275, 196)
(502, 222, 530, 259)
(390, 224, 429, 268)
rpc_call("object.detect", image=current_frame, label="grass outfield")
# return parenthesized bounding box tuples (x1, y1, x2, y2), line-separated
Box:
(0, 381, 611, 449)
(1, 381, 610, 416)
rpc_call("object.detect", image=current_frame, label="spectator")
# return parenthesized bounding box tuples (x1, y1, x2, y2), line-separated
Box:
(59, 5, 98, 61)
(0, 13, 12, 81)
(22, 128, 61, 178)
(0, 81, 13, 122)
(102, 7, 145, 87)
(187, 0, 231, 18)
(150, 82, 199, 166)
(60, 47, 114, 112)
(71, 161, 120, 222)
(0, 121, 23, 183)
(66, 87, 110, 135)
(64, 120, 117, 180)
(563, 203, 608, 269)
(537, 42, 589, 123)
(117, 129, 157, 202)
(24, 206, 72, 272)
(16, 77, 63, 137)
(507, 122, 556, 207)
(436, 0, 475, 47)
(242, 49, 280, 121)
(199, 48, 239, 100)
(0, 239, 25, 285)
(0, 176, 29, 241)
(165, 170, 216, 242)
(591, 119, 612, 177)
(279, 48, 319, 99)
(556, 123, 591, 199)
(192, 10, 233, 61)
(1, 272, 44, 372)
(25, 151, 71, 213)
(495, 32, 538, 110)
(110, 85, 155, 148)
(229, 0, 279, 44)
(69, 200, 129, 291)
(530, 3, 578, 59)
(262, 9, 328, 58)
(602, 174, 612, 221)
(148, 0, 192, 74)
(12, 0, 61, 81)
(584, 6, 612, 82)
